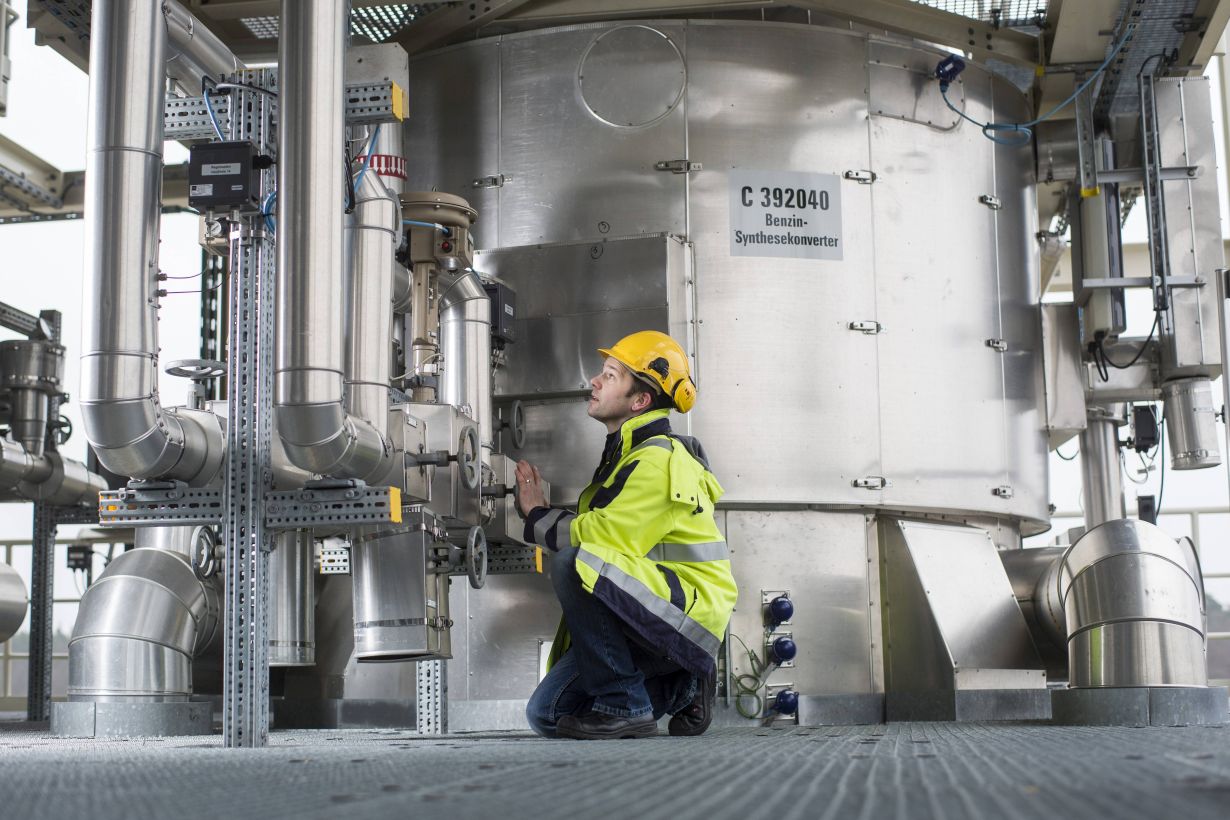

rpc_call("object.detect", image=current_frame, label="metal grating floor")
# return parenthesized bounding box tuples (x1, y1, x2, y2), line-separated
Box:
(0, 720, 1227, 819)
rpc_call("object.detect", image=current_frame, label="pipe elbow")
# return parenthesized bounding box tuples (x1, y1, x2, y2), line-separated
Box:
(68, 548, 220, 700)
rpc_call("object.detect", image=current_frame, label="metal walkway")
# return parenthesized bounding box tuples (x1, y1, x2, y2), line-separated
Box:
(0, 721, 1227, 819)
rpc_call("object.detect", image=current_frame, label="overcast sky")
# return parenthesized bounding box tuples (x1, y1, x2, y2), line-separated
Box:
(1, 15, 1229, 600)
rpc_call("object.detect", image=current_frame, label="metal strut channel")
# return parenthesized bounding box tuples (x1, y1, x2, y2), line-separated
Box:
(222, 73, 276, 748)
(1140, 74, 1171, 313)
(163, 80, 405, 140)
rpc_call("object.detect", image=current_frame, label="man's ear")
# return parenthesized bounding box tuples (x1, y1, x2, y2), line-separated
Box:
(632, 390, 653, 413)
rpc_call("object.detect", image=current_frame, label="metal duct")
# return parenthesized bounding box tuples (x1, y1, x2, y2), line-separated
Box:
(344, 170, 398, 438)
(162, 0, 241, 97)
(274, 0, 395, 483)
(0, 435, 107, 507)
(1162, 377, 1222, 469)
(1059, 519, 1208, 688)
(439, 271, 492, 458)
(0, 562, 27, 645)
(68, 537, 221, 700)
(269, 530, 315, 667)
(78, 0, 223, 486)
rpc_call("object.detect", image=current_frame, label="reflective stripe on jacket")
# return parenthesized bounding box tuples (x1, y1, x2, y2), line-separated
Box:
(525, 409, 737, 678)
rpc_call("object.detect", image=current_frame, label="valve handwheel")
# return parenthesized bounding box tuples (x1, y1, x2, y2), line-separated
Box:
(457, 425, 480, 490)
(510, 399, 526, 449)
(465, 525, 488, 589)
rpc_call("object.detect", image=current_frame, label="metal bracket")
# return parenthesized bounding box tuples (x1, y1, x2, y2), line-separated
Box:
(265, 485, 403, 528)
(852, 476, 889, 490)
(319, 544, 351, 575)
(843, 169, 877, 184)
(472, 174, 509, 189)
(654, 159, 702, 174)
(1097, 165, 1199, 184)
(848, 321, 883, 335)
(487, 544, 539, 575)
(99, 483, 223, 526)
(992, 485, 1015, 499)
(979, 194, 1002, 210)
(1082, 275, 1205, 291)
(985, 338, 1008, 352)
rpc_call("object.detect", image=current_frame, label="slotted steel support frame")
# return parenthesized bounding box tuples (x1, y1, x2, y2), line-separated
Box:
(221, 73, 276, 748)
(26, 503, 57, 721)
(416, 659, 447, 735)
(1141, 73, 1172, 313)
(26, 308, 65, 722)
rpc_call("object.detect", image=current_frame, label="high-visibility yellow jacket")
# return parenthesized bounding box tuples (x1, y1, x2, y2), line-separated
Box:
(525, 409, 737, 677)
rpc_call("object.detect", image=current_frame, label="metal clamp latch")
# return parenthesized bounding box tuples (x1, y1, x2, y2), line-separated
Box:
(992, 485, 1014, 499)
(979, 194, 1002, 210)
(844, 169, 877, 184)
(853, 476, 889, 490)
(985, 338, 1007, 352)
(655, 159, 702, 174)
(473, 174, 509, 189)
(848, 321, 883, 335)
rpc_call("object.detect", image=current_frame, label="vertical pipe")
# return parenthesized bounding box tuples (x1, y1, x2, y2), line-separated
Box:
(1080, 410, 1126, 527)
(344, 170, 398, 435)
(276, 0, 346, 431)
(79, 0, 221, 484)
(439, 272, 492, 458)
(269, 530, 315, 667)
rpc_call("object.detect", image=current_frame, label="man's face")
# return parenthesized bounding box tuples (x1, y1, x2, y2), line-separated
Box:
(587, 358, 644, 426)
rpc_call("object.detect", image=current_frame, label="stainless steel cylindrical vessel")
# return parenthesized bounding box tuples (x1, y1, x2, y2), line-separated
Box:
(270, 531, 315, 667)
(404, 20, 1049, 526)
(1162, 377, 1222, 470)
(0, 563, 28, 645)
(1080, 410, 1126, 527)
(1059, 519, 1208, 688)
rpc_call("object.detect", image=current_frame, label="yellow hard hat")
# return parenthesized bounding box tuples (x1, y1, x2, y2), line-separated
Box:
(598, 330, 697, 413)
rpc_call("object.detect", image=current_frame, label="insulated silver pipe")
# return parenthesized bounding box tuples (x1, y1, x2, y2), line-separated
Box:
(79, 0, 223, 486)
(439, 271, 492, 457)
(68, 540, 221, 701)
(344, 170, 398, 436)
(269, 530, 315, 667)
(1079, 409, 1125, 527)
(1059, 519, 1208, 687)
(0, 436, 106, 506)
(275, 0, 394, 483)
(162, 0, 241, 97)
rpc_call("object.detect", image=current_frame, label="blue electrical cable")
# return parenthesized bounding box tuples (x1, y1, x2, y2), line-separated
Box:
(262, 189, 277, 234)
(354, 124, 381, 191)
(202, 89, 225, 142)
(939, 33, 1131, 145)
(402, 219, 452, 236)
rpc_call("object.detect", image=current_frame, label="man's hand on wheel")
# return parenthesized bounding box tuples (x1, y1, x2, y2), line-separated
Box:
(514, 460, 546, 515)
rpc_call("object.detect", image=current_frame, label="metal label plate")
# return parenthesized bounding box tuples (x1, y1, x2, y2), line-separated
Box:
(728, 170, 843, 260)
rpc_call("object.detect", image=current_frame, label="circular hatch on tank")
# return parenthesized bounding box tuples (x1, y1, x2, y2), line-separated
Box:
(578, 26, 686, 128)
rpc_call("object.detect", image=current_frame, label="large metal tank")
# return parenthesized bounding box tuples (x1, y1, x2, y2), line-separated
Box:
(404, 19, 1048, 724)
(406, 19, 1046, 524)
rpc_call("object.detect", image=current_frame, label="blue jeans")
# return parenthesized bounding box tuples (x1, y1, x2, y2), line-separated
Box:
(526, 547, 696, 738)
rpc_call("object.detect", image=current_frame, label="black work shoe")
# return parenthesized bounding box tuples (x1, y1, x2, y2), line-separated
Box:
(667, 674, 715, 737)
(556, 710, 657, 740)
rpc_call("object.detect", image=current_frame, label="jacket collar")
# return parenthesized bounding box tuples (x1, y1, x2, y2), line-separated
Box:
(593, 409, 672, 484)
